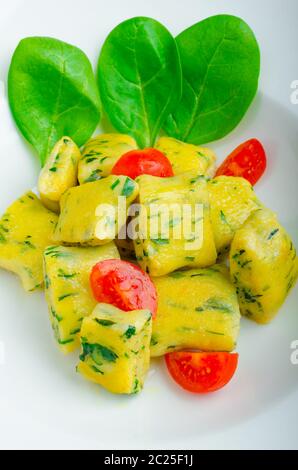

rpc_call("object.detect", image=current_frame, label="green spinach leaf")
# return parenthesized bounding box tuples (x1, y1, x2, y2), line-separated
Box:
(8, 37, 101, 165)
(98, 17, 182, 148)
(165, 15, 260, 144)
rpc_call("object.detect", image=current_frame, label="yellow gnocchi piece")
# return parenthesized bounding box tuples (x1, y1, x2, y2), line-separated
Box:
(133, 173, 217, 277)
(0, 192, 58, 291)
(155, 136, 216, 176)
(38, 136, 81, 213)
(77, 303, 152, 394)
(208, 176, 262, 252)
(151, 264, 241, 356)
(78, 133, 137, 184)
(44, 243, 120, 353)
(230, 208, 298, 324)
(54, 175, 139, 246)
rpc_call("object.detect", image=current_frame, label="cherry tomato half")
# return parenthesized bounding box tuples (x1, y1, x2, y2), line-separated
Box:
(215, 138, 266, 185)
(90, 259, 158, 319)
(111, 148, 174, 179)
(165, 351, 239, 394)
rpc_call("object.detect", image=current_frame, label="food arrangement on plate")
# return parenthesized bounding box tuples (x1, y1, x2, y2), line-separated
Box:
(0, 15, 297, 396)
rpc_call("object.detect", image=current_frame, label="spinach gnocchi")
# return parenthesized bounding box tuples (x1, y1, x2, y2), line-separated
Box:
(0, 130, 296, 397)
(77, 303, 152, 394)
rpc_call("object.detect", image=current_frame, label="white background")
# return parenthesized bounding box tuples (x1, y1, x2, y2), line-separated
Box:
(0, 0, 297, 450)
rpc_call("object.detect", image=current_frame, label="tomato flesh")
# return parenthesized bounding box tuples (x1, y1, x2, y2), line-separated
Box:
(215, 138, 266, 185)
(165, 352, 239, 393)
(111, 148, 174, 179)
(90, 259, 158, 319)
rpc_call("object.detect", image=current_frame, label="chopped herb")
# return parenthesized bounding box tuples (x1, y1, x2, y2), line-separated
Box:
(232, 250, 252, 268)
(58, 338, 74, 345)
(45, 248, 71, 259)
(80, 343, 118, 364)
(121, 177, 135, 197)
(150, 336, 159, 346)
(190, 175, 205, 184)
(83, 151, 101, 158)
(33, 283, 42, 290)
(236, 285, 263, 309)
(94, 319, 116, 327)
(123, 326, 136, 339)
(287, 276, 295, 293)
(84, 170, 102, 183)
(197, 151, 208, 160)
(85, 157, 98, 163)
(100, 156, 108, 163)
(58, 293, 77, 301)
(185, 256, 195, 262)
(91, 365, 104, 375)
(196, 298, 232, 313)
(169, 271, 184, 279)
(44, 274, 51, 289)
(220, 210, 232, 228)
(268, 228, 279, 240)
(51, 307, 63, 323)
(49, 167, 57, 172)
(24, 239, 36, 249)
(133, 379, 140, 394)
(236, 249, 246, 256)
(70, 328, 81, 335)
(241, 260, 252, 268)
(205, 330, 225, 336)
(111, 178, 121, 190)
(57, 269, 77, 279)
(151, 238, 169, 245)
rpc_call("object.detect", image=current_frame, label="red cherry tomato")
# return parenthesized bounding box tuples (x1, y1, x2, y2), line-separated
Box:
(215, 138, 266, 185)
(111, 148, 174, 179)
(165, 351, 239, 394)
(90, 259, 158, 319)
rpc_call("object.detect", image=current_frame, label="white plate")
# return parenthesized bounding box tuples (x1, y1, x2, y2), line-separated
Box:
(0, 0, 297, 450)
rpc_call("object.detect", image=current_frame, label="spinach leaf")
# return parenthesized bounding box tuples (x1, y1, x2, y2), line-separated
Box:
(8, 37, 101, 165)
(165, 15, 260, 144)
(98, 17, 182, 148)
